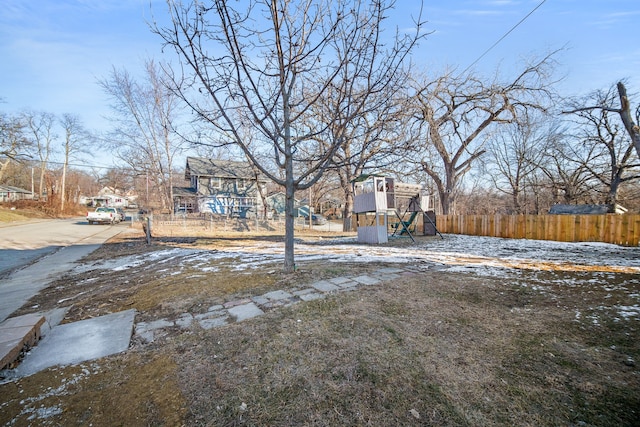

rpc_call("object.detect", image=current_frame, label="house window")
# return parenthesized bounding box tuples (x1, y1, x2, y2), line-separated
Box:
(237, 179, 247, 190)
(209, 177, 221, 189)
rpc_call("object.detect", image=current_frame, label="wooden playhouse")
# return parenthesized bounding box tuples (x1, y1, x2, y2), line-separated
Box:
(351, 174, 440, 244)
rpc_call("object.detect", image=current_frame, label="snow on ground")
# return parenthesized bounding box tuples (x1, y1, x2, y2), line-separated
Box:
(72, 234, 640, 321)
(73, 234, 640, 275)
(71, 234, 640, 281)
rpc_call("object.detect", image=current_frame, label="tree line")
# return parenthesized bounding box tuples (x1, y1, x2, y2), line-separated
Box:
(153, 0, 640, 270)
(0, 59, 184, 214)
(2, 0, 639, 272)
(0, 110, 95, 213)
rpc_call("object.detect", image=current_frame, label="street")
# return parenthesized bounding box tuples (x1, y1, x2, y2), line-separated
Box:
(0, 218, 125, 277)
(0, 218, 126, 322)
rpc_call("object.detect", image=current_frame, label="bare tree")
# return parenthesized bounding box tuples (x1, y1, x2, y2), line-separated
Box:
(410, 54, 557, 214)
(0, 113, 31, 183)
(487, 112, 555, 213)
(59, 114, 87, 211)
(536, 129, 597, 206)
(98, 168, 133, 197)
(22, 111, 56, 200)
(563, 84, 640, 209)
(312, 82, 411, 230)
(521, 168, 552, 214)
(565, 81, 640, 160)
(100, 60, 185, 212)
(617, 82, 640, 159)
(155, 0, 423, 272)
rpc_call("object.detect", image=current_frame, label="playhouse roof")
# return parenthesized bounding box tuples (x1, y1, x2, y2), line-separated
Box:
(351, 174, 386, 183)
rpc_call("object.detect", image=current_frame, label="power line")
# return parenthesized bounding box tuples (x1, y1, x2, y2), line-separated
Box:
(460, 0, 547, 76)
(18, 159, 145, 173)
(46, 160, 119, 171)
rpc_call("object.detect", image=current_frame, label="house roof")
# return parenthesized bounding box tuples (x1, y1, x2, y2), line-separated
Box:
(0, 185, 31, 194)
(351, 173, 386, 183)
(185, 157, 268, 182)
(173, 186, 198, 198)
(549, 204, 627, 215)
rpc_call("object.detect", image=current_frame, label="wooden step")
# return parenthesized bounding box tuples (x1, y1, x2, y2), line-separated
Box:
(0, 313, 46, 370)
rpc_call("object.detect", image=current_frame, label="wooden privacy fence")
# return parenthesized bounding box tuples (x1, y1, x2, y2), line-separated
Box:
(436, 214, 640, 246)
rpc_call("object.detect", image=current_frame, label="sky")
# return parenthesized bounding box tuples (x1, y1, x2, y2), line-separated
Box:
(1, 0, 639, 168)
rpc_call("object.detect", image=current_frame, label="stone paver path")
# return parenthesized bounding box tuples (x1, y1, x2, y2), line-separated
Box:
(134, 267, 414, 343)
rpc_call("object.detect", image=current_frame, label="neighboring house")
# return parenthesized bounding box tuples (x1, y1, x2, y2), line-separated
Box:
(86, 195, 129, 208)
(549, 204, 628, 215)
(174, 157, 269, 217)
(0, 185, 33, 202)
(265, 192, 302, 219)
(82, 187, 137, 208)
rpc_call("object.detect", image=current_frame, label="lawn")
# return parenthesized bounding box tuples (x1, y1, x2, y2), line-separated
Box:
(1, 225, 638, 426)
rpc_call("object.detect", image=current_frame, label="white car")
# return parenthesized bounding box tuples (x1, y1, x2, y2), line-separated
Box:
(87, 207, 121, 225)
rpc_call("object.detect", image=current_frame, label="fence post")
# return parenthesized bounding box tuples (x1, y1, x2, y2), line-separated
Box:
(145, 216, 152, 244)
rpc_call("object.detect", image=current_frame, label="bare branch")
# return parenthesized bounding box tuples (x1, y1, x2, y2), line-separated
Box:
(153, 0, 424, 271)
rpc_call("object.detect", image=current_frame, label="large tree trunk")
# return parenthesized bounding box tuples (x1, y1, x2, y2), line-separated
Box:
(439, 190, 451, 215)
(284, 168, 296, 273)
(283, 89, 295, 273)
(337, 169, 356, 232)
(441, 166, 456, 215)
(511, 189, 521, 214)
(342, 191, 354, 232)
(60, 160, 67, 211)
(605, 186, 618, 210)
(605, 168, 622, 209)
(617, 82, 640, 159)
(38, 165, 46, 200)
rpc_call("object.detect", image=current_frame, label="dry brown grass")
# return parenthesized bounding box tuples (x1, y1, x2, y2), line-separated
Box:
(0, 205, 50, 222)
(174, 272, 639, 426)
(0, 200, 86, 221)
(1, 225, 638, 426)
(0, 352, 185, 426)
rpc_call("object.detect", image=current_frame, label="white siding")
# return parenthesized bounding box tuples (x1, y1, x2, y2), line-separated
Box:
(353, 191, 387, 213)
(357, 226, 388, 244)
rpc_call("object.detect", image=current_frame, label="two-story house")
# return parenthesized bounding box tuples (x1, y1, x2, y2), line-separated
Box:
(173, 157, 268, 217)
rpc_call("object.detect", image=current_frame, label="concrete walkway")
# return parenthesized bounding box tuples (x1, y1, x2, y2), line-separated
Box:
(0, 226, 128, 379)
(135, 266, 418, 342)
(0, 224, 417, 380)
(1, 265, 417, 380)
(11, 310, 136, 379)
